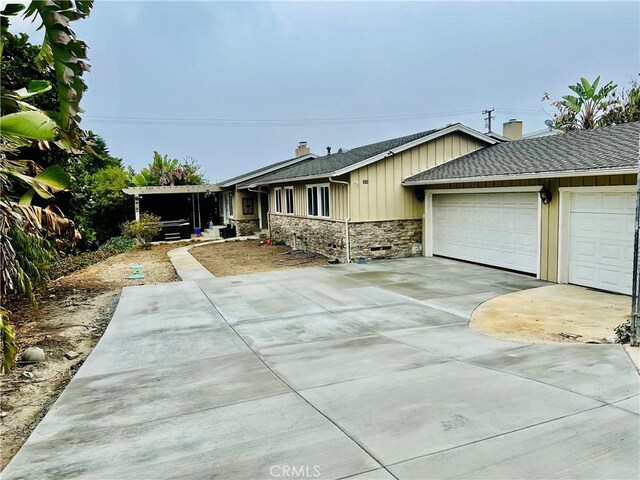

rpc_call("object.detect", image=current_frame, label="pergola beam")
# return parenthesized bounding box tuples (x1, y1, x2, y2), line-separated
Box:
(122, 184, 222, 195)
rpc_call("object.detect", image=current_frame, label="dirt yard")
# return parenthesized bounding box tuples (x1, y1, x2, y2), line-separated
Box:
(470, 284, 631, 344)
(0, 242, 186, 470)
(190, 240, 328, 276)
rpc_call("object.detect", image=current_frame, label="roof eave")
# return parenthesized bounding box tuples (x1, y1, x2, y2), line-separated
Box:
(251, 173, 335, 187)
(402, 167, 637, 186)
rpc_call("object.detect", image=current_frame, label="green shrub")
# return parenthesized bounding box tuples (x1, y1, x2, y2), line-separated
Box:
(122, 213, 161, 248)
(99, 236, 136, 255)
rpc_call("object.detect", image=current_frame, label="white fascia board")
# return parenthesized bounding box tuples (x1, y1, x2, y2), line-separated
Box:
(219, 153, 317, 187)
(330, 124, 498, 177)
(402, 167, 637, 186)
(252, 173, 332, 186)
(428, 186, 542, 194)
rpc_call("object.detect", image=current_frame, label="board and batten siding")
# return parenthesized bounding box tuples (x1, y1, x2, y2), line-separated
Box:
(269, 180, 349, 221)
(427, 173, 637, 283)
(228, 189, 259, 220)
(350, 132, 486, 221)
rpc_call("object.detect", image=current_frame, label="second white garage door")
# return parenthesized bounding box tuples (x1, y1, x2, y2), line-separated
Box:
(567, 190, 635, 295)
(432, 192, 539, 274)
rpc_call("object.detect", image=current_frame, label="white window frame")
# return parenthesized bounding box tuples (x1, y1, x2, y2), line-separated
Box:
(306, 183, 330, 218)
(274, 187, 283, 213)
(228, 191, 234, 218)
(284, 186, 295, 214)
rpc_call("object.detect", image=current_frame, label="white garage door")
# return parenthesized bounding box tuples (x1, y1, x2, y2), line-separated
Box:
(568, 191, 635, 294)
(432, 192, 539, 274)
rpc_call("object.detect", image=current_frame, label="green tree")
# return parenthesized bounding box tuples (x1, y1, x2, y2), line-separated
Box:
(91, 165, 132, 241)
(601, 79, 640, 125)
(133, 151, 204, 186)
(60, 134, 133, 245)
(545, 76, 618, 131)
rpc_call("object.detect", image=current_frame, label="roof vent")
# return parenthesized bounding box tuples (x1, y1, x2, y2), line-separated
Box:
(327, 146, 331, 155)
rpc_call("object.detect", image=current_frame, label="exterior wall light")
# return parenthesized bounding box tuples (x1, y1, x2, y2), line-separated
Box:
(539, 185, 552, 204)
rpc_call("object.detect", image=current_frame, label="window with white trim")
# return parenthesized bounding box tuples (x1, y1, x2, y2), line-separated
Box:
(284, 186, 294, 214)
(228, 191, 234, 217)
(274, 188, 282, 213)
(306, 184, 330, 217)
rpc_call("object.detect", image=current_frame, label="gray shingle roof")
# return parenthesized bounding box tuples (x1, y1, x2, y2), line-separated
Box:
(241, 125, 449, 187)
(404, 122, 640, 184)
(220, 153, 316, 187)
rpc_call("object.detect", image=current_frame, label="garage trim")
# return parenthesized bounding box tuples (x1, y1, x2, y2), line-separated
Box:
(557, 185, 636, 287)
(424, 186, 543, 278)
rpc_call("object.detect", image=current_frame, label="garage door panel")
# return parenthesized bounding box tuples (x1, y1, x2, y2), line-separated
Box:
(567, 191, 634, 295)
(432, 192, 538, 274)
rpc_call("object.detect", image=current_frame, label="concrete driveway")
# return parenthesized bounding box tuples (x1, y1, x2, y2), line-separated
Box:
(4, 257, 639, 479)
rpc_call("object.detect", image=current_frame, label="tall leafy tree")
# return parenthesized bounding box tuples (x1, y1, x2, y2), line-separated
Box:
(545, 76, 631, 132)
(133, 151, 204, 186)
(601, 79, 640, 125)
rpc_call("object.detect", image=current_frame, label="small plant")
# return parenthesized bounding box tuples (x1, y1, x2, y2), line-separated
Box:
(122, 213, 161, 248)
(615, 319, 633, 344)
(1, 307, 17, 374)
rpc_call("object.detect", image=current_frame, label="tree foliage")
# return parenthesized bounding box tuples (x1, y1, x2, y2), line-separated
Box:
(3, 19, 130, 246)
(133, 151, 204, 186)
(545, 76, 640, 131)
(1, 1, 93, 370)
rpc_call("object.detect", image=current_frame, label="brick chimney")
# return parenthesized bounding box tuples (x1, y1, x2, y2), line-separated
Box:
(295, 141, 310, 157)
(503, 119, 523, 140)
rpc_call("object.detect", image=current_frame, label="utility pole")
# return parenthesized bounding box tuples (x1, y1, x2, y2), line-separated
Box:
(482, 108, 495, 133)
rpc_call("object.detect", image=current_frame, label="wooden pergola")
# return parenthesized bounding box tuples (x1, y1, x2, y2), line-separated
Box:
(122, 184, 223, 228)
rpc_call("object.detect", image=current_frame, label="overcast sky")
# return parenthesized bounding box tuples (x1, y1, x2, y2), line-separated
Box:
(10, 1, 640, 181)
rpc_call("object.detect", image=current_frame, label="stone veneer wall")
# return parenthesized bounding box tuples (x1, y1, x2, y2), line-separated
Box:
(270, 215, 422, 263)
(231, 219, 260, 236)
(269, 214, 347, 262)
(349, 219, 422, 261)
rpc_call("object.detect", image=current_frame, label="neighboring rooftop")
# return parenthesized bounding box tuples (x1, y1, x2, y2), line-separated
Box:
(241, 123, 497, 187)
(219, 152, 316, 187)
(403, 122, 640, 185)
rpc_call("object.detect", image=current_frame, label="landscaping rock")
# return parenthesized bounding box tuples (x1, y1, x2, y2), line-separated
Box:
(64, 351, 80, 360)
(21, 347, 45, 363)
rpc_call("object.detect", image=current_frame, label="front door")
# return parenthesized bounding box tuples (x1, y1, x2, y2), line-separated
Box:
(260, 192, 269, 229)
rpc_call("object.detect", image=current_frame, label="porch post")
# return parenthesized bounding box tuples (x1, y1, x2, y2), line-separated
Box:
(134, 194, 140, 221)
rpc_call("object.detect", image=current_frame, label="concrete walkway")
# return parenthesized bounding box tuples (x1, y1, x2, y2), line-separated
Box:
(167, 237, 260, 280)
(167, 243, 216, 280)
(4, 258, 639, 479)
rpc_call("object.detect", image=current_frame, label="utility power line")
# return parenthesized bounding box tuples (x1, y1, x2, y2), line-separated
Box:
(83, 108, 549, 128)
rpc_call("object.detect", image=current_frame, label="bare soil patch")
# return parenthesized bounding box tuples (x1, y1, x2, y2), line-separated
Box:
(470, 284, 631, 344)
(0, 241, 187, 469)
(190, 240, 328, 276)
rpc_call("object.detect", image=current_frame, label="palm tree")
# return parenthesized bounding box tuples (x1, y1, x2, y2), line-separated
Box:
(555, 76, 617, 131)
